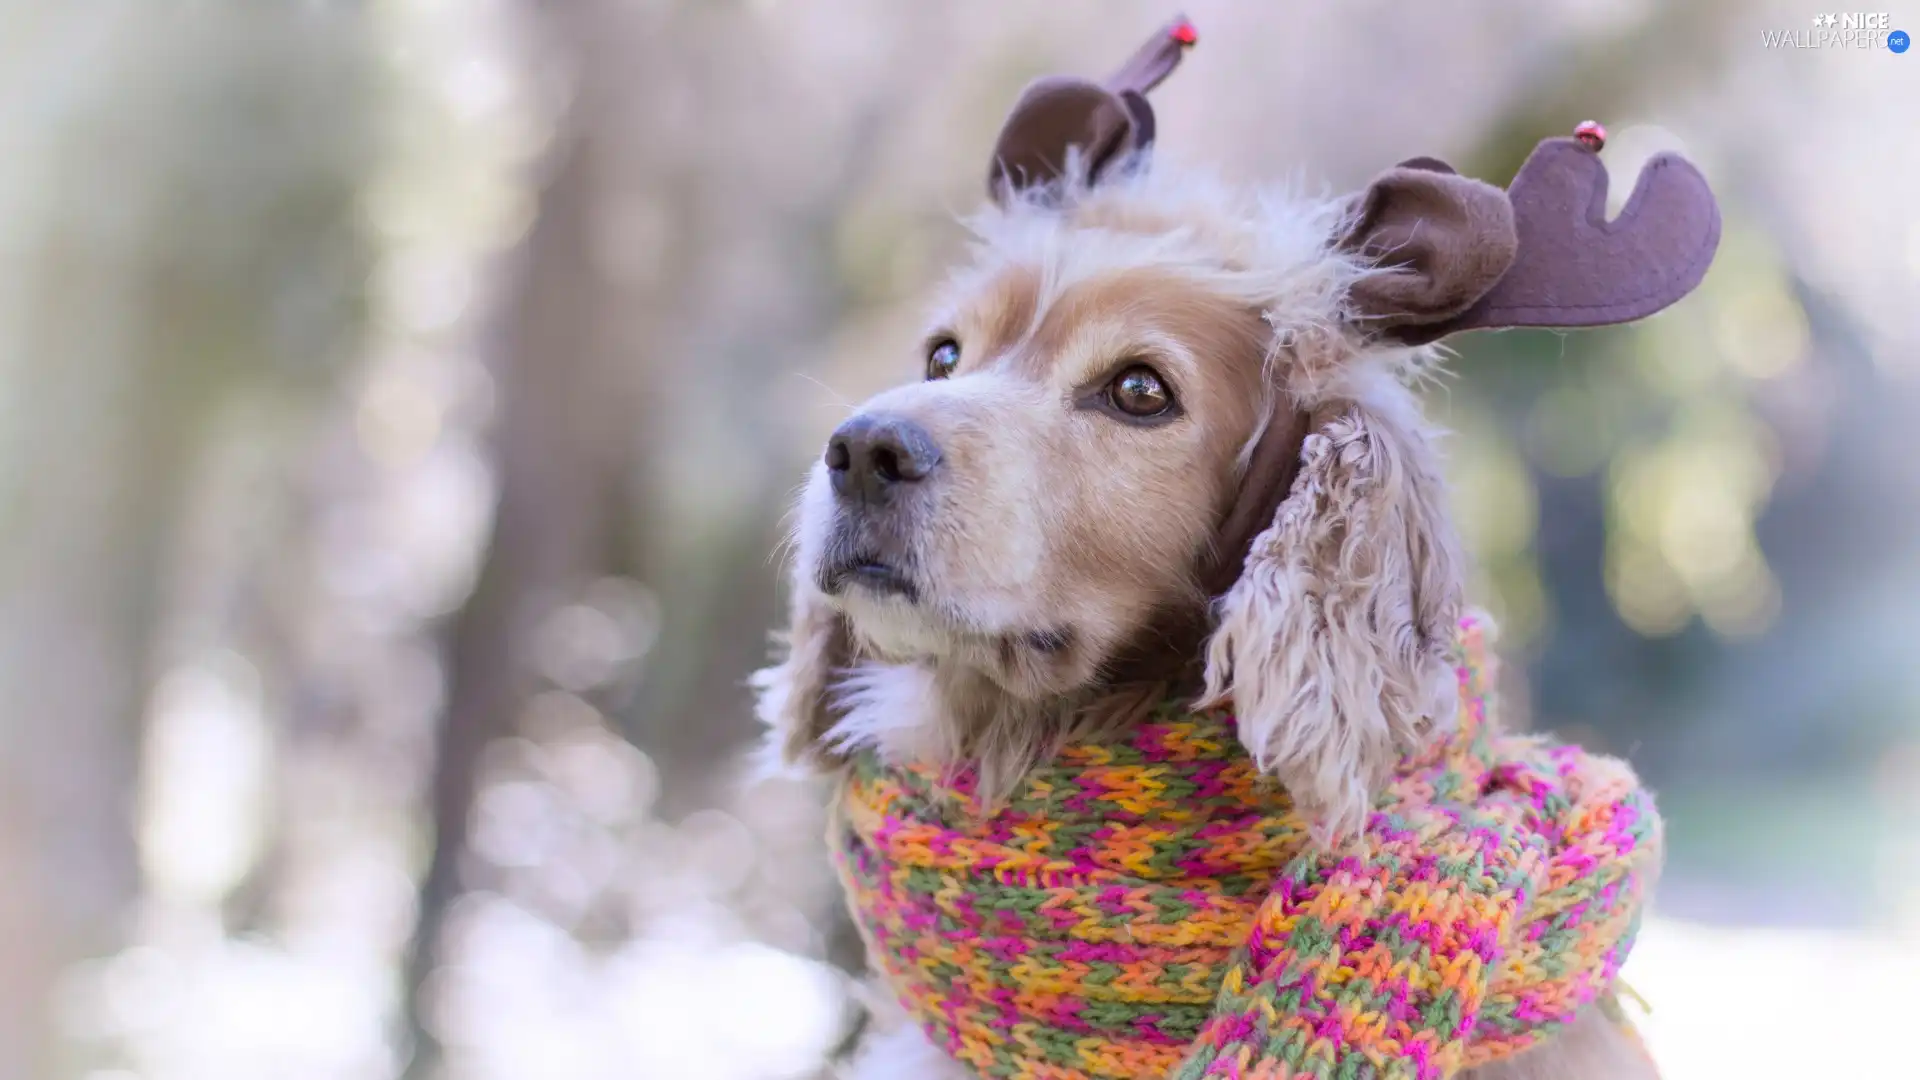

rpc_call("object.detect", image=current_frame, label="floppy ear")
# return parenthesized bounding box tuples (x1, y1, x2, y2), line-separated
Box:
(1199, 129, 1717, 840)
(748, 568, 855, 774)
(1337, 161, 1518, 332)
(1198, 395, 1465, 843)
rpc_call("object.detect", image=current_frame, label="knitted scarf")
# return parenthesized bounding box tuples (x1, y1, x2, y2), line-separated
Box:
(829, 617, 1661, 1080)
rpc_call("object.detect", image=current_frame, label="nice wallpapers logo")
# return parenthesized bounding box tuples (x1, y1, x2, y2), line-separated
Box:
(1762, 13, 1910, 50)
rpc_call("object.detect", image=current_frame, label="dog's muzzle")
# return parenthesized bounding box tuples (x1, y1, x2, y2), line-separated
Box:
(817, 412, 942, 602)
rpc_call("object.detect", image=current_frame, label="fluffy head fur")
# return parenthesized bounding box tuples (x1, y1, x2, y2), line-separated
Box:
(751, 158, 1468, 838)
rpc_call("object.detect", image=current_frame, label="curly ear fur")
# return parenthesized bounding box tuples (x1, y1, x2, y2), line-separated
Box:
(1199, 377, 1465, 843)
(747, 571, 855, 776)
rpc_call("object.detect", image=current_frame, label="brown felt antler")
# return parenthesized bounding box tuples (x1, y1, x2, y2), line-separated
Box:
(987, 15, 1197, 203)
(1384, 133, 1722, 345)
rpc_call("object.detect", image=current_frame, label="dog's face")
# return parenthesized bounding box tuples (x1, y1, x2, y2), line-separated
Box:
(795, 250, 1273, 701)
(754, 162, 1517, 836)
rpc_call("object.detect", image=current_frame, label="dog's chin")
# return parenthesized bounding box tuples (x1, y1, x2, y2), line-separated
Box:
(829, 561, 919, 604)
(827, 584, 1095, 701)
(813, 553, 943, 653)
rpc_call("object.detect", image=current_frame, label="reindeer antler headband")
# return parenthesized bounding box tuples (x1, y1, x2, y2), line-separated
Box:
(985, 16, 1723, 344)
(1380, 134, 1721, 343)
(987, 15, 1198, 199)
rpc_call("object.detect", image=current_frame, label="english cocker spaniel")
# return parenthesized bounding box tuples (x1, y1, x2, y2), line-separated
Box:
(752, 18, 1716, 1080)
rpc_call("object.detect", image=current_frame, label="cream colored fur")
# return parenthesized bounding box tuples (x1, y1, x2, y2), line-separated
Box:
(1198, 365, 1466, 844)
(823, 660, 945, 763)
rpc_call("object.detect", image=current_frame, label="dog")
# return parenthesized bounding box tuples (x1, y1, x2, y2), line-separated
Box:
(751, 18, 1716, 1080)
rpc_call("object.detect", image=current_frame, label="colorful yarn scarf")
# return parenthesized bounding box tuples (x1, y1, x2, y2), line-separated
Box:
(829, 618, 1661, 1080)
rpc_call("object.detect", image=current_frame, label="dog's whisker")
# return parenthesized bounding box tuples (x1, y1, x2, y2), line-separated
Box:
(787, 370, 859, 412)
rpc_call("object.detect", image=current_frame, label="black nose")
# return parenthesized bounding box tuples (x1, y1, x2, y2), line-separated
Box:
(825, 414, 941, 502)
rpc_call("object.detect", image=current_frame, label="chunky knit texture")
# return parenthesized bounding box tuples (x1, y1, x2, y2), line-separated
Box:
(830, 617, 1661, 1080)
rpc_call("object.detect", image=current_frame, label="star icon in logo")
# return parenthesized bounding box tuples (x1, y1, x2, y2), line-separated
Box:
(1824, 13, 1839, 26)
(1813, 13, 1823, 24)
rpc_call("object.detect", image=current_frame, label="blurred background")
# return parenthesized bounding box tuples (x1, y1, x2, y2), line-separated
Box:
(1, 1, 1915, 1078)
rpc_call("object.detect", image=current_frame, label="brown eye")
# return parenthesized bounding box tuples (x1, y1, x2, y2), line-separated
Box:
(926, 339, 960, 380)
(1107, 365, 1173, 417)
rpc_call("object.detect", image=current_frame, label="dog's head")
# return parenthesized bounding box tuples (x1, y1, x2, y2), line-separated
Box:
(753, 18, 1719, 838)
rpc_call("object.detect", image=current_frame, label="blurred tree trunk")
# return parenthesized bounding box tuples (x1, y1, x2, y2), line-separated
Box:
(0, 11, 370, 1080)
(402, 0, 959, 1061)
(400, 57, 637, 1080)
(0, 270, 204, 1080)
